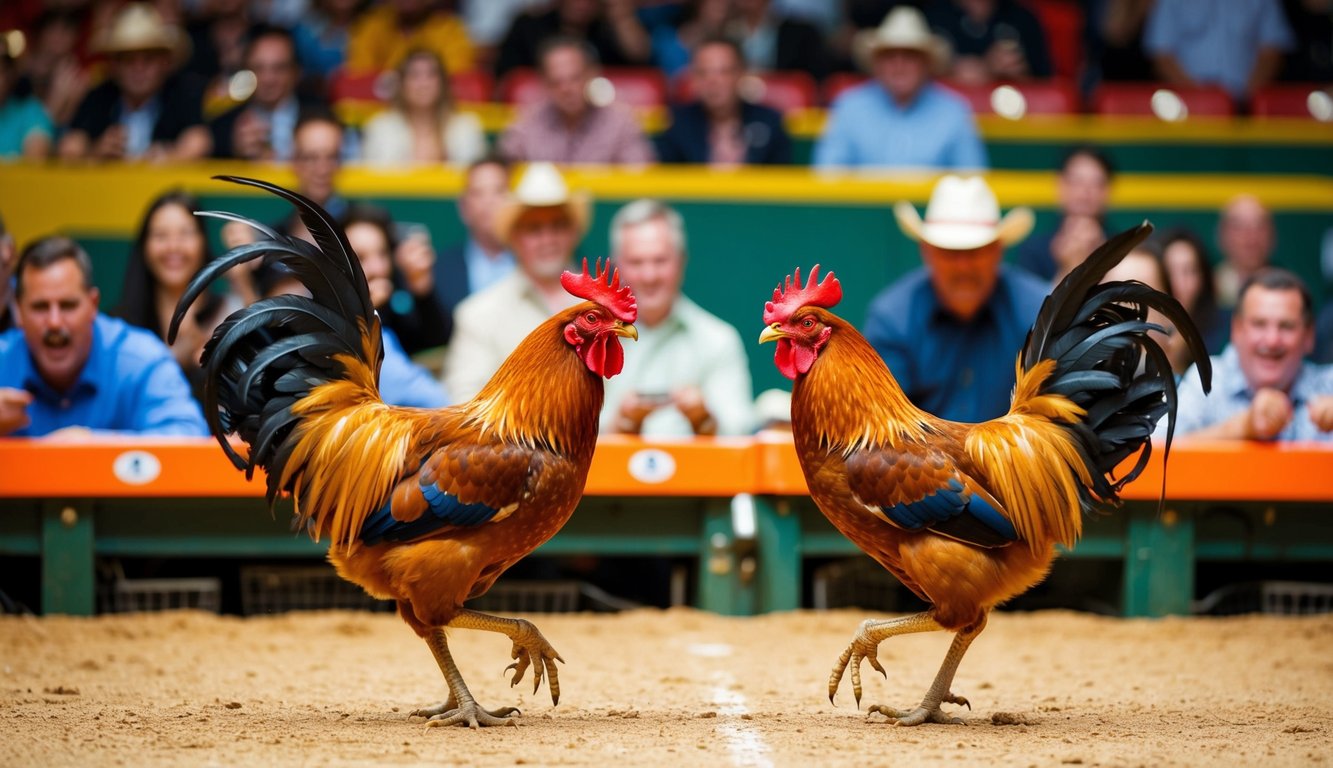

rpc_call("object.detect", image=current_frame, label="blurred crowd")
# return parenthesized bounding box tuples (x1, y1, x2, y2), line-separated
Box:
(0, 0, 1329, 165)
(1, 0, 1331, 445)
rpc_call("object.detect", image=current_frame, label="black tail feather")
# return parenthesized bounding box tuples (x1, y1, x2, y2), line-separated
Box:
(1020, 222, 1214, 511)
(169, 176, 382, 502)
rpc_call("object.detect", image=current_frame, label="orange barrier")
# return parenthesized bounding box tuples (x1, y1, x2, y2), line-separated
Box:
(2, 436, 1329, 502)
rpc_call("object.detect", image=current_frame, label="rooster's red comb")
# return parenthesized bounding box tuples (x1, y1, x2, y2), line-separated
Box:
(561, 258, 637, 323)
(763, 265, 842, 324)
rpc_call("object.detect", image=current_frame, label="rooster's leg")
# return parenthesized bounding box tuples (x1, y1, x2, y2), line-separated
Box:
(830, 612, 947, 707)
(415, 628, 518, 728)
(447, 609, 564, 705)
(867, 612, 988, 726)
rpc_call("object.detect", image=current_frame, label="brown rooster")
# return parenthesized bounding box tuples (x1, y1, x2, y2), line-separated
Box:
(169, 177, 637, 728)
(758, 224, 1211, 726)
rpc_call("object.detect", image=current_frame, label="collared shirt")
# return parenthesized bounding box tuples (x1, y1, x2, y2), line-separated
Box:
(1166, 345, 1333, 442)
(0, 314, 208, 437)
(121, 96, 161, 158)
(379, 326, 449, 409)
(463, 239, 515, 295)
(600, 296, 756, 437)
(443, 270, 581, 401)
(252, 95, 301, 161)
(863, 265, 1049, 423)
(498, 101, 656, 165)
(813, 81, 988, 170)
(1144, 0, 1294, 99)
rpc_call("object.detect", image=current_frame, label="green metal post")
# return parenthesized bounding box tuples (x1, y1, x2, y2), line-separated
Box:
(755, 496, 802, 613)
(1123, 505, 1195, 617)
(41, 501, 95, 615)
(697, 501, 746, 615)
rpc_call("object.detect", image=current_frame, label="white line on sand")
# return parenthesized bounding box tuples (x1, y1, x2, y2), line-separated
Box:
(686, 643, 773, 768)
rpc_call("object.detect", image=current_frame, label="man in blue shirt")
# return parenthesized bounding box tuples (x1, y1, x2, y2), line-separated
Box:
(1167, 269, 1333, 442)
(814, 6, 986, 170)
(0, 236, 208, 438)
(1144, 0, 1293, 104)
(432, 157, 517, 344)
(864, 175, 1047, 423)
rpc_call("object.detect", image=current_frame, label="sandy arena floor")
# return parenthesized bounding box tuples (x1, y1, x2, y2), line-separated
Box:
(2, 608, 1330, 767)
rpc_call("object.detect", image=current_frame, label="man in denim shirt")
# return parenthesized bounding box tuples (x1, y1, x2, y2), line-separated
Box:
(863, 175, 1046, 423)
(1168, 269, 1333, 442)
(0, 237, 207, 438)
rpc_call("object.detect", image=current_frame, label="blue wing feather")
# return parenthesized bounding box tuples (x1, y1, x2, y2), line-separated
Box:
(359, 481, 504, 545)
(880, 477, 1018, 545)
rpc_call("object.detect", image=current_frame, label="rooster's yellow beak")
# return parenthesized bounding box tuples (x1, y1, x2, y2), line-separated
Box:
(613, 321, 638, 341)
(758, 324, 788, 345)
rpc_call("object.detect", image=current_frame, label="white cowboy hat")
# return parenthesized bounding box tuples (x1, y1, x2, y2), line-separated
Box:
(494, 162, 592, 245)
(95, 3, 189, 59)
(854, 6, 950, 73)
(894, 175, 1034, 250)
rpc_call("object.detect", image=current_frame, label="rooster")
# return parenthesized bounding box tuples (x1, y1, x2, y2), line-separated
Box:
(758, 224, 1211, 726)
(169, 176, 637, 728)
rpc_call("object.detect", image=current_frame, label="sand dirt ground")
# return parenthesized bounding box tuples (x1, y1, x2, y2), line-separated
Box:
(2, 608, 1330, 767)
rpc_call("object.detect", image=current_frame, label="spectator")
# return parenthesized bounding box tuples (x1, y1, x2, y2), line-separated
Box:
(1016, 146, 1114, 283)
(0, 235, 208, 438)
(443, 162, 588, 401)
(13, 9, 90, 128)
(1169, 268, 1333, 442)
(1215, 194, 1276, 310)
(114, 191, 245, 403)
(603, 199, 755, 437)
(340, 204, 450, 408)
(292, 0, 362, 83)
(221, 109, 350, 300)
(210, 26, 311, 161)
(498, 36, 655, 165)
(0, 33, 55, 159)
(345, 0, 474, 77)
(58, 3, 210, 162)
(1160, 227, 1230, 357)
(346, 203, 452, 355)
(813, 6, 986, 170)
(928, 0, 1052, 85)
(182, 0, 253, 98)
(1144, 0, 1293, 103)
(727, 0, 830, 81)
(650, 0, 731, 79)
(1101, 241, 1179, 372)
(494, 0, 650, 79)
(864, 174, 1044, 422)
(655, 35, 793, 166)
(432, 157, 517, 332)
(362, 48, 487, 167)
(0, 211, 15, 332)
(1095, 0, 1155, 83)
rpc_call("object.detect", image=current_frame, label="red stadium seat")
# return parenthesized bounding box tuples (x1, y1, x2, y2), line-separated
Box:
(329, 68, 388, 103)
(450, 70, 494, 104)
(1251, 84, 1333, 120)
(499, 67, 668, 109)
(1023, 0, 1084, 80)
(1091, 83, 1235, 118)
(822, 72, 869, 106)
(672, 70, 819, 113)
(940, 79, 1080, 116)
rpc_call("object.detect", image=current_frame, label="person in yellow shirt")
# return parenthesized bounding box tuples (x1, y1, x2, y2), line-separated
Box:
(345, 0, 474, 75)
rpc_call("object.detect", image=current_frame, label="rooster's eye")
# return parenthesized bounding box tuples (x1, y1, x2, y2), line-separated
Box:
(585, 312, 599, 325)
(801, 317, 815, 329)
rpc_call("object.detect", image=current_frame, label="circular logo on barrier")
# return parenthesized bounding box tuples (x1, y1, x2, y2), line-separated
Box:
(627, 449, 676, 484)
(113, 450, 161, 485)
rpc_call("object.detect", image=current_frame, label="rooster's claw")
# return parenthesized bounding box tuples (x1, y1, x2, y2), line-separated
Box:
(828, 619, 890, 708)
(504, 619, 565, 705)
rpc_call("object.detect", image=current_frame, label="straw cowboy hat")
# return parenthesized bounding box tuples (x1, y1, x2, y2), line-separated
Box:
(854, 6, 950, 73)
(894, 175, 1034, 251)
(94, 3, 189, 59)
(494, 162, 591, 245)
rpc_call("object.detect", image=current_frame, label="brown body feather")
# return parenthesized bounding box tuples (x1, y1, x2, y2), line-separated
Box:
(791, 312, 1088, 629)
(282, 306, 604, 631)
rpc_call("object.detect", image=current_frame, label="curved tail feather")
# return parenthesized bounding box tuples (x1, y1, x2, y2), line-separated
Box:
(1016, 222, 1214, 508)
(169, 176, 384, 504)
